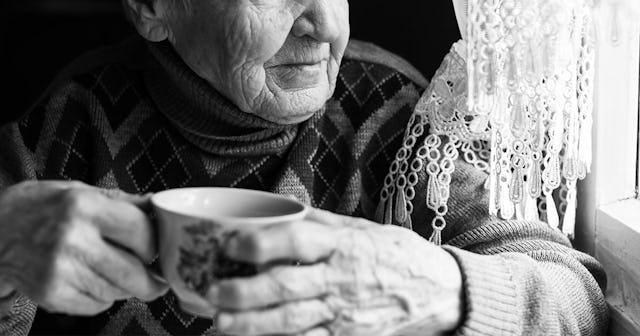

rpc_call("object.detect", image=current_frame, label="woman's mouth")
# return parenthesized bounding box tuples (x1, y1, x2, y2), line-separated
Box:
(267, 60, 328, 90)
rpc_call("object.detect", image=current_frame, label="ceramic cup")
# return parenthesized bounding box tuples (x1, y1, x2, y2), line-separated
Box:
(151, 187, 308, 317)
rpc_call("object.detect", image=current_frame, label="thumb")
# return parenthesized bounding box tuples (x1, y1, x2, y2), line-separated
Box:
(41, 181, 153, 211)
(97, 189, 153, 212)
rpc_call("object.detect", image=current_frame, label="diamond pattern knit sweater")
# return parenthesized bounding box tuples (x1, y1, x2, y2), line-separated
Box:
(0, 36, 607, 335)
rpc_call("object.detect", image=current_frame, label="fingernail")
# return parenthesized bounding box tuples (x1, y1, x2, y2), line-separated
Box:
(224, 234, 239, 257)
(206, 286, 219, 303)
(149, 270, 168, 284)
(217, 312, 233, 330)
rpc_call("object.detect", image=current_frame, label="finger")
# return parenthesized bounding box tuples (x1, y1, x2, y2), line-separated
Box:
(217, 299, 334, 336)
(90, 195, 157, 263)
(44, 181, 152, 210)
(225, 221, 337, 264)
(89, 240, 169, 301)
(40, 283, 112, 316)
(96, 189, 153, 212)
(77, 270, 131, 303)
(305, 208, 371, 229)
(53, 181, 152, 211)
(299, 327, 331, 336)
(209, 264, 329, 310)
(59, 255, 131, 303)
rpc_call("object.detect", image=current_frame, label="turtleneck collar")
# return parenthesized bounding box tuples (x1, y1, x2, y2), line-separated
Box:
(143, 41, 299, 156)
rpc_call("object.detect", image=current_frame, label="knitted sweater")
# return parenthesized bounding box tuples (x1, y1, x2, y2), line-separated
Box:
(0, 36, 607, 336)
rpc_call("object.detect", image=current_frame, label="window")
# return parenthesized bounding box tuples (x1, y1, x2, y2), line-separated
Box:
(578, 1, 640, 334)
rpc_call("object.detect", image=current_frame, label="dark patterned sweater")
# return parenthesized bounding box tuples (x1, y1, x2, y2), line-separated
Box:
(0, 36, 608, 336)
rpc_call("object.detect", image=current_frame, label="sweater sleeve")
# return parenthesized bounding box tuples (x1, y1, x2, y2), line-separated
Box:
(0, 290, 36, 336)
(411, 158, 608, 335)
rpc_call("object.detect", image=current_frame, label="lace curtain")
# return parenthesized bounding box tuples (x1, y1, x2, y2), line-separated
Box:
(377, 0, 605, 244)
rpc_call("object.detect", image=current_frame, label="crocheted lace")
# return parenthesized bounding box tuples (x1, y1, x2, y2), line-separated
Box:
(377, 0, 597, 243)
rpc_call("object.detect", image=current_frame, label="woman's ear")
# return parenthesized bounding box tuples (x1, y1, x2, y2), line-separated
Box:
(123, 0, 171, 42)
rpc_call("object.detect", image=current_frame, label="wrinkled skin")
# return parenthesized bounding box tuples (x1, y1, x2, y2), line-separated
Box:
(205, 209, 463, 336)
(0, 181, 168, 315)
(164, 0, 350, 124)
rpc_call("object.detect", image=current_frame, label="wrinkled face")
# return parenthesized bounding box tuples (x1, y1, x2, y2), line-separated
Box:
(166, 0, 350, 124)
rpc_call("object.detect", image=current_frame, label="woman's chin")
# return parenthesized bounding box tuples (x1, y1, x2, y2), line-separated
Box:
(265, 113, 315, 125)
(251, 104, 320, 125)
(252, 84, 333, 125)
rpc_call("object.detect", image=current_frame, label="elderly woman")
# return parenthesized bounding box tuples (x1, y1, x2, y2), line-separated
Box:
(0, 0, 607, 335)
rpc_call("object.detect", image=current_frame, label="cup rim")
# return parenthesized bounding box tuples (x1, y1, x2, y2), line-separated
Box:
(151, 187, 308, 224)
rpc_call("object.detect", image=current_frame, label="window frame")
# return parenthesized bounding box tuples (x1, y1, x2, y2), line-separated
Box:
(577, 1, 640, 334)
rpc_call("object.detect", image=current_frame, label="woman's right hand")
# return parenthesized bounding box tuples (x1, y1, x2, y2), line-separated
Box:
(0, 181, 168, 316)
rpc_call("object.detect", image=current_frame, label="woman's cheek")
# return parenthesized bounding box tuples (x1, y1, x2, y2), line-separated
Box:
(223, 61, 268, 113)
(245, 9, 295, 63)
(223, 15, 258, 66)
(225, 9, 294, 103)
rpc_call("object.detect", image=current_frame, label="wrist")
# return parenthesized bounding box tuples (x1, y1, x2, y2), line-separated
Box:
(393, 246, 464, 336)
(437, 249, 465, 333)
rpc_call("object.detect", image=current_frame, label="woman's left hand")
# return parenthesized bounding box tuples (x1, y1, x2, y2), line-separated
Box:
(209, 208, 464, 336)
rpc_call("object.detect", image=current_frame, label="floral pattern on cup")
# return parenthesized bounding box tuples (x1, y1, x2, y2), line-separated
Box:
(178, 221, 257, 296)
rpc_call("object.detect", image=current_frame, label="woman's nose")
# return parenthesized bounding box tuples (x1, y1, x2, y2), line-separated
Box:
(291, 0, 344, 43)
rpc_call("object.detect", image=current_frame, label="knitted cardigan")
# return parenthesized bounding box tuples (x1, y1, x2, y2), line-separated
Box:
(0, 36, 608, 336)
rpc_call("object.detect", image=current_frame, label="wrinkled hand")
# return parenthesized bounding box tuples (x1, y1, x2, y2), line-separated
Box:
(0, 181, 168, 315)
(209, 208, 463, 336)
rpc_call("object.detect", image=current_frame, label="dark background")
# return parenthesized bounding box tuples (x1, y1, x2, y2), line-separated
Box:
(0, 0, 461, 125)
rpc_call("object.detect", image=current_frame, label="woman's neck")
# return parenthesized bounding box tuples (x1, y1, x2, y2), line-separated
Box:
(143, 41, 299, 156)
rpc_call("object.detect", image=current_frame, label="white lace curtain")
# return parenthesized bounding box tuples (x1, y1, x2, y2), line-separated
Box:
(376, 0, 626, 244)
